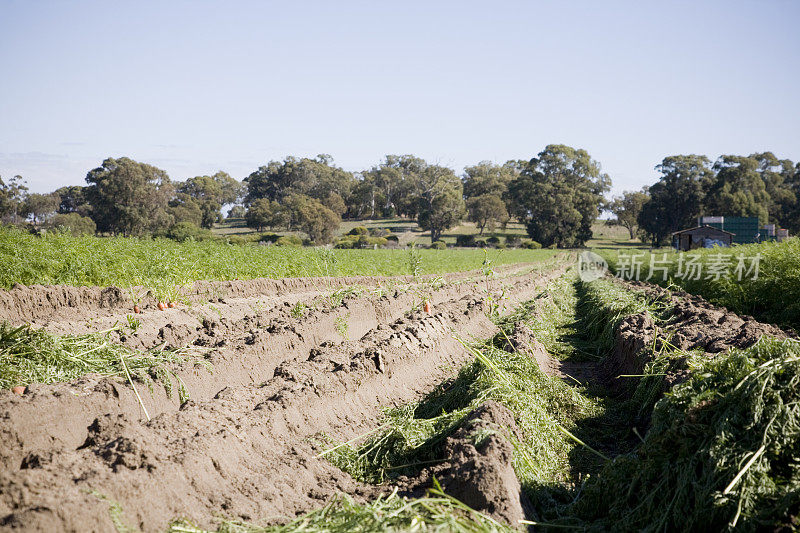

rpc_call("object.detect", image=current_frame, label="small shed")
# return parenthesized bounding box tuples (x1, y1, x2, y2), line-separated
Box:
(672, 225, 734, 251)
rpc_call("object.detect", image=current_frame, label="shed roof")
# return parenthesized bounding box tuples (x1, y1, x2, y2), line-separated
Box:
(671, 224, 735, 236)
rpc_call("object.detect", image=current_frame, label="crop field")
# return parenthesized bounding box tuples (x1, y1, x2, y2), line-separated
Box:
(599, 237, 800, 331)
(1, 235, 798, 532)
(0, 227, 555, 294)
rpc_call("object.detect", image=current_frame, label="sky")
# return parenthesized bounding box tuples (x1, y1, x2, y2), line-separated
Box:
(1, 0, 799, 196)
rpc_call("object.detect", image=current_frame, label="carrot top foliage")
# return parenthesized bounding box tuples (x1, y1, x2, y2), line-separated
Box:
(600, 238, 800, 332)
(0, 226, 555, 290)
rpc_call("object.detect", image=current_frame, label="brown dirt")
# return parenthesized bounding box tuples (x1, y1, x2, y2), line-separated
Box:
(395, 401, 533, 529)
(604, 278, 792, 390)
(0, 259, 569, 532)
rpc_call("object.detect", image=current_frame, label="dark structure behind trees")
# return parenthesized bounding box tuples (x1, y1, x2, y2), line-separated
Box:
(672, 225, 734, 251)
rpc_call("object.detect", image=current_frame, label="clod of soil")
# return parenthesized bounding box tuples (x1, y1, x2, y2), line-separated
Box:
(396, 401, 531, 528)
(435, 401, 531, 527)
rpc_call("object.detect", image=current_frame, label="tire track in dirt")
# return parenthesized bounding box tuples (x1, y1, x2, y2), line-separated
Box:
(0, 260, 569, 532)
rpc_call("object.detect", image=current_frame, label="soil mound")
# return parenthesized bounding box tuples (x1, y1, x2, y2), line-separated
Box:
(605, 278, 791, 390)
(435, 401, 530, 527)
(395, 401, 531, 529)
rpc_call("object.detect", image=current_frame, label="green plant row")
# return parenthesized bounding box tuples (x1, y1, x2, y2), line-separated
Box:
(169, 481, 512, 533)
(566, 336, 800, 532)
(0, 226, 556, 291)
(598, 237, 800, 331)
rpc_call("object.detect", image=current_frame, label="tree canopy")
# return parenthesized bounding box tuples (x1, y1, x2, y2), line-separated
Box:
(609, 189, 649, 239)
(506, 145, 610, 247)
(4, 147, 795, 247)
(85, 157, 175, 235)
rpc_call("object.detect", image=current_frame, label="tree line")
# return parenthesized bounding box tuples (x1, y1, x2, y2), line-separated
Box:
(1, 148, 795, 248)
(0, 144, 611, 247)
(610, 153, 800, 246)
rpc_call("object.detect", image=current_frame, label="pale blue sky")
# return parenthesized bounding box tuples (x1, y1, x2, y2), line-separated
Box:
(1, 0, 798, 195)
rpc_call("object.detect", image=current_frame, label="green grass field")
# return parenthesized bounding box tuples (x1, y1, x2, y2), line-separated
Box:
(0, 226, 557, 292)
(584, 221, 648, 250)
(215, 217, 533, 247)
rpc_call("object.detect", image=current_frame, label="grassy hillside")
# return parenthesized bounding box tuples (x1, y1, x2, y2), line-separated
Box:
(215, 217, 637, 248)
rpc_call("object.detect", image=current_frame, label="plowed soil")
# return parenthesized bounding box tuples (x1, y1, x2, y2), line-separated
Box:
(0, 260, 568, 532)
(3, 263, 790, 532)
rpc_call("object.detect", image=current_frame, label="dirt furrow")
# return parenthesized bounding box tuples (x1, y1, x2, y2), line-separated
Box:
(0, 262, 567, 532)
(0, 263, 536, 325)
(0, 260, 566, 473)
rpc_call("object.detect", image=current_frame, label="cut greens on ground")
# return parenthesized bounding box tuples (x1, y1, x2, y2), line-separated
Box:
(0, 321, 208, 401)
(312, 272, 800, 532)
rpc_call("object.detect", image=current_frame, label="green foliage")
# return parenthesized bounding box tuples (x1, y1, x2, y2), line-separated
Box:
(47, 212, 96, 235)
(466, 194, 508, 234)
(575, 278, 661, 358)
(462, 160, 516, 199)
(245, 198, 286, 232)
(275, 235, 303, 246)
(707, 155, 771, 225)
(347, 226, 369, 236)
(0, 322, 209, 402)
(0, 225, 555, 289)
(54, 185, 91, 216)
(521, 239, 541, 249)
(334, 314, 349, 340)
(167, 193, 204, 227)
(335, 235, 388, 249)
(245, 155, 354, 208)
(456, 234, 477, 247)
(415, 165, 466, 242)
(291, 195, 340, 244)
(601, 238, 800, 331)
(430, 241, 447, 250)
(569, 337, 800, 532)
(170, 484, 512, 533)
(0, 174, 29, 224)
(178, 174, 237, 229)
(227, 205, 246, 219)
(325, 337, 597, 487)
(158, 222, 214, 242)
(290, 302, 307, 318)
(258, 233, 280, 244)
(226, 233, 263, 246)
(505, 145, 610, 248)
(85, 157, 175, 235)
(362, 154, 427, 219)
(637, 154, 713, 246)
(23, 192, 60, 225)
(609, 189, 649, 239)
